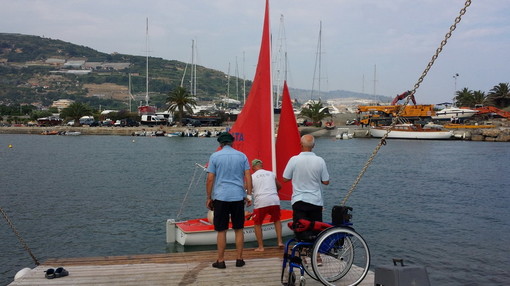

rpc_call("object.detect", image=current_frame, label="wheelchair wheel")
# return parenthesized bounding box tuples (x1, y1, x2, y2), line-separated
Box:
(311, 227, 370, 286)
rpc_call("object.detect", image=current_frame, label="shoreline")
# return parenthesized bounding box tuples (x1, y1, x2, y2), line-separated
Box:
(1, 124, 509, 141)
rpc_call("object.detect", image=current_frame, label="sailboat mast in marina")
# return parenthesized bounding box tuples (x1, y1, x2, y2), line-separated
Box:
(138, 17, 155, 115)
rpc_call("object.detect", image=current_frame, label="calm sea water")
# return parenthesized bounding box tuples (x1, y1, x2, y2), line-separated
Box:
(1, 134, 509, 285)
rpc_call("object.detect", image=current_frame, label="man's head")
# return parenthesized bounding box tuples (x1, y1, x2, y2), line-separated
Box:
(251, 159, 263, 171)
(217, 132, 234, 145)
(300, 134, 315, 151)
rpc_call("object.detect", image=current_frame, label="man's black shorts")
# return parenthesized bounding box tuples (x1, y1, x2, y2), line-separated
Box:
(213, 200, 245, 231)
(292, 200, 323, 223)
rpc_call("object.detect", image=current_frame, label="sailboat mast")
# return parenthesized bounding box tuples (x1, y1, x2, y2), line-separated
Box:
(191, 39, 197, 97)
(318, 21, 322, 101)
(267, 1, 276, 172)
(243, 51, 246, 105)
(145, 17, 149, 106)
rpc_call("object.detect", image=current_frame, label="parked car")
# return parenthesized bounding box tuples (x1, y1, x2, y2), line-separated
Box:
(101, 119, 114, 126)
(181, 118, 201, 127)
(115, 118, 140, 127)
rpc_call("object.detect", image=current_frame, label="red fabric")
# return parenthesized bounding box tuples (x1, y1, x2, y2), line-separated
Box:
(229, 0, 274, 172)
(276, 81, 301, 201)
(288, 219, 332, 232)
(252, 205, 281, 224)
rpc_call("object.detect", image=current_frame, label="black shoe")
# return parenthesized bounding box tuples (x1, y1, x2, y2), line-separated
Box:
(44, 268, 55, 279)
(212, 261, 226, 269)
(54, 267, 69, 278)
(235, 259, 245, 267)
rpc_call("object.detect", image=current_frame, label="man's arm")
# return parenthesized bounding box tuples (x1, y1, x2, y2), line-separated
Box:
(206, 172, 215, 210)
(244, 169, 253, 207)
(275, 179, 282, 190)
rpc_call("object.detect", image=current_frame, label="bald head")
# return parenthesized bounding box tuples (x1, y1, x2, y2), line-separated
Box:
(300, 134, 315, 151)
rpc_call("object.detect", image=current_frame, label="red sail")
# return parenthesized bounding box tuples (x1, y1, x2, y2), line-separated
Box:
(276, 81, 301, 201)
(229, 0, 275, 172)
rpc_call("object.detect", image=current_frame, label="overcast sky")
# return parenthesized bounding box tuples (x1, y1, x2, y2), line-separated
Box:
(1, 0, 509, 104)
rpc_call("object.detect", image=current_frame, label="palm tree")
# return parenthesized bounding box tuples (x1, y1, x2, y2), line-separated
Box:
(454, 87, 473, 107)
(487, 83, 510, 108)
(299, 100, 331, 127)
(60, 102, 93, 126)
(472, 90, 486, 106)
(167, 86, 197, 126)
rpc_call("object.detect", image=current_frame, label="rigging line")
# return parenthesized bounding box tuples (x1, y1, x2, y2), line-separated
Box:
(1, 207, 40, 266)
(341, 0, 472, 206)
(176, 163, 207, 220)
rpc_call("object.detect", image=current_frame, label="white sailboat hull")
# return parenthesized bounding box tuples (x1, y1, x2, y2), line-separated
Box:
(370, 127, 453, 140)
(167, 216, 293, 246)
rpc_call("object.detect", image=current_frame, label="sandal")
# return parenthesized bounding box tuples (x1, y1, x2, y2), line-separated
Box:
(44, 268, 55, 279)
(55, 267, 69, 278)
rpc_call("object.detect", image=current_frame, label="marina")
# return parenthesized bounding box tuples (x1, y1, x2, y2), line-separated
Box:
(1, 135, 509, 285)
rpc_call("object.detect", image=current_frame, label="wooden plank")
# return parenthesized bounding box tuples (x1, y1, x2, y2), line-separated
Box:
(10, 247, 374, 286)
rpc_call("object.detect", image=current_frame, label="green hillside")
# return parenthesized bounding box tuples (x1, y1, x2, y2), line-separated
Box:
(0, 33, 245, 110)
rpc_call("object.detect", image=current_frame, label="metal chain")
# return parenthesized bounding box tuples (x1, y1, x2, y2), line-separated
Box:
(1, 207, 40, 266)
(341, 0, 472, 206)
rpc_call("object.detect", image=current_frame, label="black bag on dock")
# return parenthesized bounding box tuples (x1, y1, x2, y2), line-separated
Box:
(375, 258, 431, 286)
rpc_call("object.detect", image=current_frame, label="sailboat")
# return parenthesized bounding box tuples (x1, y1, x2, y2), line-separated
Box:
(166, 0, 301, 246)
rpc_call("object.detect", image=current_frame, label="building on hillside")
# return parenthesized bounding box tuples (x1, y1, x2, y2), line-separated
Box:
(52, 99, 74, 111)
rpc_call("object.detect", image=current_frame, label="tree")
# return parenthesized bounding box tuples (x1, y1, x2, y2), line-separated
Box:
(472, 90, 486, 106)
(487, 83, 510, 108)
(60, 102, 93, 126)
(166, 86, 197, 126)
(454, 88, 473, 107)
(299, 100, 331, 126)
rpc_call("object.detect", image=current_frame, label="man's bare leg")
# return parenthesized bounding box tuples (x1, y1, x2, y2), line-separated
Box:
(254, 224, 264, 251)
(274, 220, 284, 247)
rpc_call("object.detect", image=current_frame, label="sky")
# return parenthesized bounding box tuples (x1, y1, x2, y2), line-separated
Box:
(1, 0, 509, 104)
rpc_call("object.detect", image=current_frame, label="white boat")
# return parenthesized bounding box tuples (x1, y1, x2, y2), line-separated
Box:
(370, 123, 453, 140)
(431, 107, 479, 120)
(166, 0, 302, 246)
(167, 210, 294, 246)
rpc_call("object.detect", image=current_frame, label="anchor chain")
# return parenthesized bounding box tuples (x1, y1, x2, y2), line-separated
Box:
(1, 207, 40, 266)
(341, 0, 472, 206)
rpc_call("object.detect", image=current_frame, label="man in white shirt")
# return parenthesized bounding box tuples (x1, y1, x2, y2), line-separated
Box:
(251, 159, 283, 251)
(283, 134, 330, 226)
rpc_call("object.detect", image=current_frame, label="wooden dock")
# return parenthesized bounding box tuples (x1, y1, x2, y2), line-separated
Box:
(9, 247, 374, 285)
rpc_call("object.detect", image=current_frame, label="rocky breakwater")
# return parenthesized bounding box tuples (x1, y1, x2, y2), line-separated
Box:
(470, 127, 510, 142)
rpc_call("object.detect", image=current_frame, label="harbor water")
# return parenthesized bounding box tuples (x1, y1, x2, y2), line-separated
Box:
(1, 134, 509, 285)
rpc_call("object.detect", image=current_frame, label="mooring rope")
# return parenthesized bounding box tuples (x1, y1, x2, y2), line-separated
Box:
(176, 163, 207, 220)
(341, 0, 472, 206)
(1, 207, 40, 266)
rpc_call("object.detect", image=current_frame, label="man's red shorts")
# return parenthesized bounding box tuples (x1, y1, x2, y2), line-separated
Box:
(253, 205, 281, 225)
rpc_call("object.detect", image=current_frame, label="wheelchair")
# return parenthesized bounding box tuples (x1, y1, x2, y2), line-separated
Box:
(281, 206, 370, 286)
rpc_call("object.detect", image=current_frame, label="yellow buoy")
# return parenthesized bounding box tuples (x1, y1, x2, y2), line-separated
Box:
(8, 144, 13, 148)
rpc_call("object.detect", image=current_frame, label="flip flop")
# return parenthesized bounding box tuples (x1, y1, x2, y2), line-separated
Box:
(44, 268, 55, 279)
(54, 267, 69, 278)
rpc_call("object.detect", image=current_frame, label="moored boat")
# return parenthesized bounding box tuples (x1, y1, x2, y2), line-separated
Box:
(431, 107, 478, 120)
(167, 209, 294, 246)
(370, 123, 453, 139)
(166, 0, 301, 246)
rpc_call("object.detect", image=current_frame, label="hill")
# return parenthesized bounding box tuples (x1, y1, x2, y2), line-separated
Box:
(0, 33, 244, 110)
(0, 33, 386, 111)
